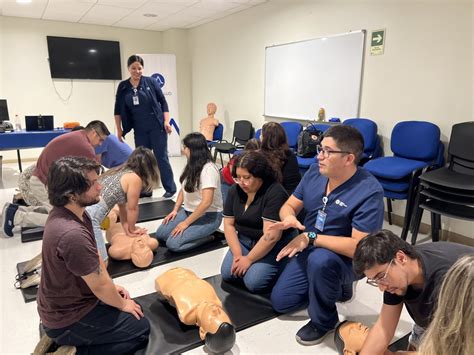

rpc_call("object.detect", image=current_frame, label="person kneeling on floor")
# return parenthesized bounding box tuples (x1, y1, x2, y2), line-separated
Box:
(36, 156, 150, 354)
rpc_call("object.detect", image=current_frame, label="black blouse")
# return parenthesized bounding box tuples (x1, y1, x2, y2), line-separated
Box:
(223, 181, 289, 240)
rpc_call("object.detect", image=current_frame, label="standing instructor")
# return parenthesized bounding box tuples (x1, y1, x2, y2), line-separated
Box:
(114, 54, 176, 198)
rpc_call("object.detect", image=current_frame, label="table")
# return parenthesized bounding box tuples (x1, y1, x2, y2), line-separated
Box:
(0, 129, 70, 171)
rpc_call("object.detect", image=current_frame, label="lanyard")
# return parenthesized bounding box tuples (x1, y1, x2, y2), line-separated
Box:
(322, 196, 328, 212)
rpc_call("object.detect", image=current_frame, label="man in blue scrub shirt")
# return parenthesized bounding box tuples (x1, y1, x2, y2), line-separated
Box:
(95, 135, 133, 168)
(270, 125, 384, 346)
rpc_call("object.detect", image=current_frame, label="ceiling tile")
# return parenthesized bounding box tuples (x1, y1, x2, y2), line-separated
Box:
(97, 0, 149, 10)
(43, 0, 95, 22)
(134, 2, 189, 20)
(80, 4, 133, 26)
(1, 0, 48, 19)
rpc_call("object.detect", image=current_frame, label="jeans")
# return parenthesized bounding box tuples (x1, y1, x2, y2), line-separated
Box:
(270, 247, 357, 332)
(220, 232, 294, 293)
(155, 208, 222, 252)
(134, 128, 176, 194)
(220, 180, 232, 205)
(44, 302, 150, 355)
(85, 201, 109, 262)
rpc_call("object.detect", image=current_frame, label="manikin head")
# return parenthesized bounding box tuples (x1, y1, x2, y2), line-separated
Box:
(130, 235, 158, 268)
(196, 302, 236, 353)
(207, 102, 217, 116)
(334, 321, 369, 355)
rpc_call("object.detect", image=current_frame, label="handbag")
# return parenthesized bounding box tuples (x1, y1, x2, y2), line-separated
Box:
(297, 124, 323, 158)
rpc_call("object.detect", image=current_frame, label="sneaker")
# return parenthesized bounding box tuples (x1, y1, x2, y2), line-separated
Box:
(295, 320, 333, 346)
(50, 345, 76, 355)
(162, 191, 175, 199)
(33, 333, 54, 354)
(1, 202, 19, 238)
(339, 281, 357, 303)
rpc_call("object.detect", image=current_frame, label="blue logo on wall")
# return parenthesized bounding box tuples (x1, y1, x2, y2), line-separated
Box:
(152, 73, 165, 88)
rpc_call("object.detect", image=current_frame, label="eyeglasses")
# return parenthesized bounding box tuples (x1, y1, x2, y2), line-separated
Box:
(366, 259, 394, 287)
(94, 129, 106, 144)
(232, 175, 253, 185)
(316, 145, 351, 158)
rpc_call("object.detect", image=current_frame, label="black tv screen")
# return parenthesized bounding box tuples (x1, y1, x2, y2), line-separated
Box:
(47, 36, 122, 80)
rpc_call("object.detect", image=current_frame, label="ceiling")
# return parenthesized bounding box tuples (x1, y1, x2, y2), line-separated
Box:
(0, 0, 267, 32)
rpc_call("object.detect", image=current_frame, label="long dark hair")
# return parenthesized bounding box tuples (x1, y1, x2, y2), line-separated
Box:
(180, 133, 213, 193)
(102, 147, 159, 193)
(260, 122, 289, 182)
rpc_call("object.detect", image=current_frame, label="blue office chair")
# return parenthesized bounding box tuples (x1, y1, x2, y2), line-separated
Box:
(281, 121, 303, 150)
(255, 128, 261, 141)
(343, 118, 382, 165)
(364, 121, 443, 241)
(207, 123, 224, 147)
(296, 123, 331, 175)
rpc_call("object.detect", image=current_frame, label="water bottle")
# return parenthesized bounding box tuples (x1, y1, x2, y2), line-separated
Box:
(14, 114, 22, 131)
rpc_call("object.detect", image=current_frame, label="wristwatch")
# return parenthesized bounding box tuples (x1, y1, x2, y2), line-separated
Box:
(307, 231, 318, 246)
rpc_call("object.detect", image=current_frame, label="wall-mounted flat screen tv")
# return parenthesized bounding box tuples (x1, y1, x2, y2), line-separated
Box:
(47, 36, 122, 80)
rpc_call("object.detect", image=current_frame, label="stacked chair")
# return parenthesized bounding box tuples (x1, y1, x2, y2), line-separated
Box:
(410, 122, 474, 244)
(342, 118, 382, 165)
(207, 123, 224, 148)
(364, 121, 444, 241)
(213, 120, 254, 168)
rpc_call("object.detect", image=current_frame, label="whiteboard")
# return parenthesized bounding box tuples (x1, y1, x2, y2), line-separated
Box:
(264, 31, 365, 120)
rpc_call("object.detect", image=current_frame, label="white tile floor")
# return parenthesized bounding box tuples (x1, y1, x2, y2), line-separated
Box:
(0, 157, 423, 355)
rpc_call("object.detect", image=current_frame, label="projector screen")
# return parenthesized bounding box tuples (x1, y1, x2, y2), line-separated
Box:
(264, 31, 365, 121)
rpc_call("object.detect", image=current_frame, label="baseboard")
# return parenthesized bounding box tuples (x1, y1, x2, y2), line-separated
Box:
(384, 212, 474, 247)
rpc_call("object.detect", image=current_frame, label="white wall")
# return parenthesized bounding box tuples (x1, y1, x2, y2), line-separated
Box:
(188, 0, 473, 238)
(0, 16, 193, 159)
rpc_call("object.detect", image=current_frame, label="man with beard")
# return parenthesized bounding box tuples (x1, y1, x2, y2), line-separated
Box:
(36, 157, 150, 354)
(353, 229, 473, 353)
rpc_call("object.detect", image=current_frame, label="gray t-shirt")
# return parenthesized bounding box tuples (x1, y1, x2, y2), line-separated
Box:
(384, 242, 474, 328)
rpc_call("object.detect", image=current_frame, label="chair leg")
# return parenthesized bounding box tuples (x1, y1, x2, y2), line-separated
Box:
(401, 174, 421, 241)
(431, 212, 440, 242)
(410, 207, 423, 245)
(386, 198, 393, 225)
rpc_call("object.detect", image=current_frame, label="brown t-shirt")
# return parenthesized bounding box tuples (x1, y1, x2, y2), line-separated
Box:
(33, 130, 96, 185)
(37, 207, 100, 329)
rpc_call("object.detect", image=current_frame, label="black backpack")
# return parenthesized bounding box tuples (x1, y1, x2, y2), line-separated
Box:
(297, 124, 323, 158)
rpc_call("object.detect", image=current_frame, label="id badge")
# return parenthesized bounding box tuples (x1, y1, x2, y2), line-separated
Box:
(133, 95, 139, 106)
(315, 210, 327, 232)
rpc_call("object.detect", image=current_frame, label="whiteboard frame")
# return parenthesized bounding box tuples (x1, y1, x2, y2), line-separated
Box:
(263, 30, 366, 121)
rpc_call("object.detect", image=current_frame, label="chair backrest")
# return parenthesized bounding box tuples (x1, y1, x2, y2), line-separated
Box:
(255, 128, 261, 141)
(213, 123, 224, 141)
(343, 118, 378, 154)
(281, 121, 303, 148)
(391, 121, 440, 162)
(233, 120, 254, 145)
(448, 121, 474, 172)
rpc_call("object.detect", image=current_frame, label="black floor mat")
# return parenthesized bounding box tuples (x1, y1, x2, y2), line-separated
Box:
(21, 227, 44, 243)
(20, 200, 176, 243)
(16, 232, 227, 303)
(134, 274, 278, 354)
(137, 200, 176, 223)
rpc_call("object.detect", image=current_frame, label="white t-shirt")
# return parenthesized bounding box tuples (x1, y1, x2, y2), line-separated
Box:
(183, 162, 223, 212)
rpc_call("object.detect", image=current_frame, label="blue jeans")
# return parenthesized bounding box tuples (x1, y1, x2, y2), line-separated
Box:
(220, 180, 232, 205)
(85, 201, 109, 262)
(220, 232, 294, 293)
(134, 128, 176, 194)
(44, 302, 150, 355)
(155, 208, 222, 252)
(270, 247, 357, 332)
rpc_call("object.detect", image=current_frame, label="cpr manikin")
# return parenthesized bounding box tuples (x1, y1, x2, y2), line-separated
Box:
(334, 321, 370, 355)
(155, 268, 236, 353)
(199, 102, 220, 141)
(106, 209, 158, 268)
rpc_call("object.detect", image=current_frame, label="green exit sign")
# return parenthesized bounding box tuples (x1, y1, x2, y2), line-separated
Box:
(371, 29, 385, 55)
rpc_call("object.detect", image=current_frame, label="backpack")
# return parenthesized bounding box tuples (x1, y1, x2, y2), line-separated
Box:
(297, 124, 323, 158)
